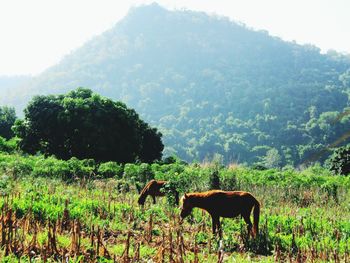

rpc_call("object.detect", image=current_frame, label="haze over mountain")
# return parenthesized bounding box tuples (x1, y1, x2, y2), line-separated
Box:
(1, 3, 350, 165)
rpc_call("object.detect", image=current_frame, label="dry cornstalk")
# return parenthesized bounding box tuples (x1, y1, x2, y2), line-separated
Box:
(62, 199, 70, 231)
(132, 241, 140, 262)
(148, 213, 153, 243)
(169, 228, 173, 263)
(122, 231, 131, 263)
(194, 237, 199, 263)
(176, 226, 186, 263)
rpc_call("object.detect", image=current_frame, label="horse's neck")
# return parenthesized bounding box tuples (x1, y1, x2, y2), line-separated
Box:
(140, 188, 149, 200)
(143, 189, 150, 197)
(190, 196, 209, 210)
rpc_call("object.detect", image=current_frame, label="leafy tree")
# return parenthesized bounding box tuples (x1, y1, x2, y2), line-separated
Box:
(0, 106, 16, 139)
(14, 88, 163, 163)
(262, 148, 281, 168)
(326, 145, 350, 175)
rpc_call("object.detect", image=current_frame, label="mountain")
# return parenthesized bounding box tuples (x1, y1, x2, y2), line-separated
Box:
(2, 3, 350, 165)
(0, 75, 31, 110)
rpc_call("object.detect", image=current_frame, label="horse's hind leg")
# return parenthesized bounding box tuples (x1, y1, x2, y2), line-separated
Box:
(152, 195, 156, 204)
(242, 213, 253, 237)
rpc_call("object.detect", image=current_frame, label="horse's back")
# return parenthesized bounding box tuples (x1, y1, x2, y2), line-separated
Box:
(198, 190, 256, 200)
(196, 190, 258, 217)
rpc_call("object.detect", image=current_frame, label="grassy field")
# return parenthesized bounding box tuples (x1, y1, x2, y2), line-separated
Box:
(0, 154, 349, 262)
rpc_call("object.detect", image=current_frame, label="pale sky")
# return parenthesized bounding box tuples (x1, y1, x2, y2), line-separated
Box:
(0, 0, 349, 76)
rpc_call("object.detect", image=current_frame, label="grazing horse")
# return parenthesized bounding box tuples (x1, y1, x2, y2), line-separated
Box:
(138, 180, 179, 206)
(180, 190, 260, 238)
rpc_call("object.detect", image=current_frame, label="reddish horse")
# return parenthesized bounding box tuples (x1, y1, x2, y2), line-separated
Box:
(180, 190, 260, 238)
(138, 180, 179, 206)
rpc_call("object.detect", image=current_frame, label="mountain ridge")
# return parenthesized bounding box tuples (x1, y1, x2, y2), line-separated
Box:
(1, 3, 350, 165)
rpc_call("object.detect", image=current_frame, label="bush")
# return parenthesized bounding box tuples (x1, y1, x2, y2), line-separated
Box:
(32, 157, 71, 180)
(67, 157, 96, 180)
(0, 137, 17, 153)
(0, 153, 33, 179)
(220, 169, 237, 191)
(31, 157, 96, 181)
(98, 162, 123, 178)
(209, 169, 220, 189)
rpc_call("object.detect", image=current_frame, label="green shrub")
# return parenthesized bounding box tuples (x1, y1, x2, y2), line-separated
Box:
(98, 161, 123, 178)
(0, 137, 17, 153)
(32, 157, 71, 180)
(209, 169, 220, 189)
(220, 169, 237, 191)
(123, 163, 140, 182)
(123, 163, 154, 184)
(67, 157, 96, 180)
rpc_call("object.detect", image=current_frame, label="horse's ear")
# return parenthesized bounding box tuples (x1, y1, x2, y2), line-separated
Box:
(184, 193, 188, 199)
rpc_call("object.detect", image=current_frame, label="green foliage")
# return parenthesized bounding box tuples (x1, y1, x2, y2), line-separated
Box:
(14, 88, 163, 163)
(209, 170, 220, 190)
(97, 161, 123, 178)
(219, 168, 237, 191)
(0, 137, 17, 153)
(261, 148, 282, 168)
(0, 106, 16, 139)
(326, 144, 350, 175)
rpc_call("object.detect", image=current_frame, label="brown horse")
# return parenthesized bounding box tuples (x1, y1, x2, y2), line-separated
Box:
(180, 190, 260, 238)
(138, 180, 179, 206)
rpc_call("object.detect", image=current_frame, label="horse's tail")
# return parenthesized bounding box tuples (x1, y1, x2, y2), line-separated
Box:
(252, 198, 260, 237)
(138, 180, 155, 205)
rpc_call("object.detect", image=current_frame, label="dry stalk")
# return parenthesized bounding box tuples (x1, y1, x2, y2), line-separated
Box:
(132, 241, 140, 262)
(148, 213, 153, 243)
(176, 227, 184, 263)
(169, 228, 174, 263)
(122, 231, 131, 263)
(194, 236, 199, 263)
(62, 199, 70, 231)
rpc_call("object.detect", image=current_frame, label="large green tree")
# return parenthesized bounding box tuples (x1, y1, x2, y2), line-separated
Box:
(326, 144, 350, 175)
(13, 88, 163, 163)
(0, 106, 16, 139)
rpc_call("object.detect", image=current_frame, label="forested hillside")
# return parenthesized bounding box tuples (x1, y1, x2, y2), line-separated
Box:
(0, 75, 31, 108)
(2, 3, 350, 165)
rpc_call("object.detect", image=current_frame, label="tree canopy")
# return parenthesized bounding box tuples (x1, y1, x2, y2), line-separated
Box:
(326, 144, 350, 175)
(0, 106, 16, 139)
(13, 88, 163, 163)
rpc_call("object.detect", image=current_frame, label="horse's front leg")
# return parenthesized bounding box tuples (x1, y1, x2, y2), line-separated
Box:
(152, 195, 156, 204)
(217, 218, 223, 238)
(211, 215, 219, 236)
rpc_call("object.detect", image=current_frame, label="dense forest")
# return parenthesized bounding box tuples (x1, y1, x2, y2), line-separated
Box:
(1, 3, 350, 166)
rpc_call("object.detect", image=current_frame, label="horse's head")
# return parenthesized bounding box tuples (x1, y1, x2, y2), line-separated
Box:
(180, 193, 193, 219)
